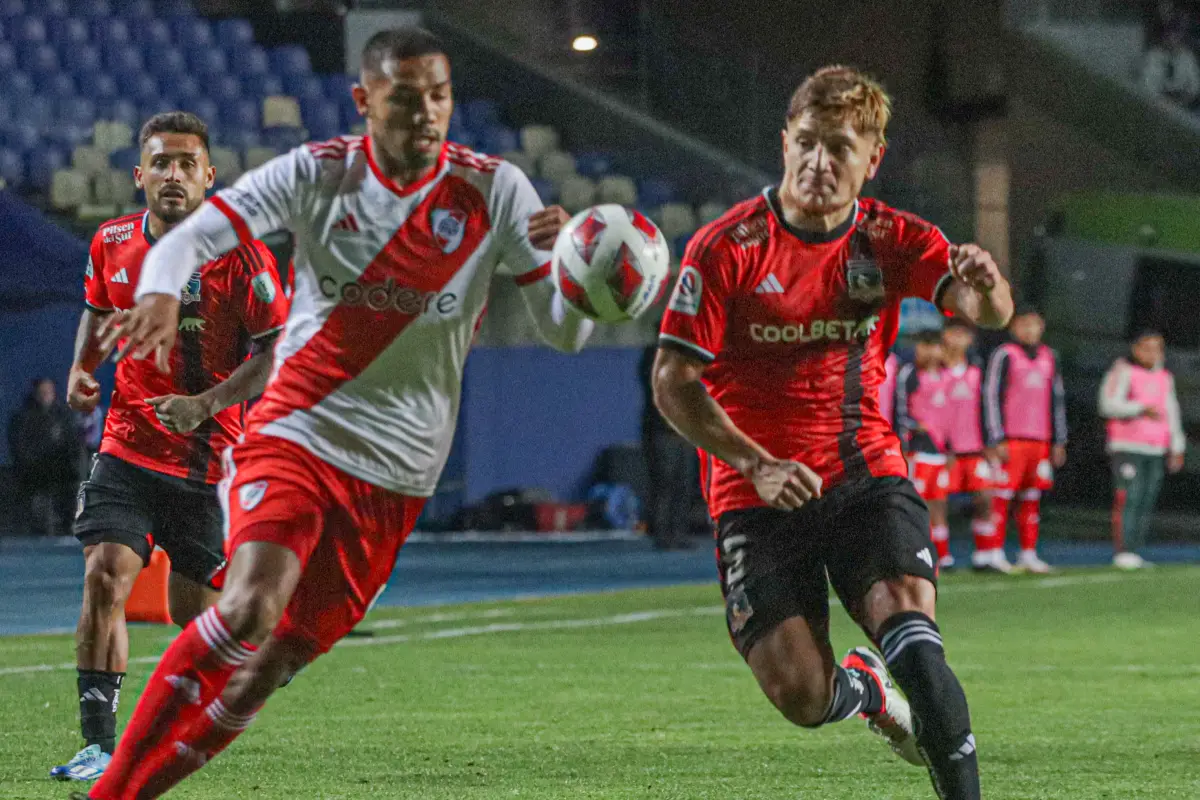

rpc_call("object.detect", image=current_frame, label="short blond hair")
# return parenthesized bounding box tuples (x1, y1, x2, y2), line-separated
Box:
(786, 65, 892, 145)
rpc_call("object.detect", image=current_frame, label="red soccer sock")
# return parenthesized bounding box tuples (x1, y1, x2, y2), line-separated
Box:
(989, 494, 1012, 551)
(930, 524, 950, 560)
(89, 607, 256, 800)
(970, 518, 995, 553)
(1017, 494, 1041, 552)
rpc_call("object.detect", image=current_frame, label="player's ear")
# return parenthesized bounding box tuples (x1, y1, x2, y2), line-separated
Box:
(865, 140, 885, 180)
(351, 83, 369, 117)
(133, 165, 143, 190)
(205, 164, 216, 190)
(780, 128, 789, 158)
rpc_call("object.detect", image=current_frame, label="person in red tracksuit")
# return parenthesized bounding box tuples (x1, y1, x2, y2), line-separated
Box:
(982, 308, 1067, 573)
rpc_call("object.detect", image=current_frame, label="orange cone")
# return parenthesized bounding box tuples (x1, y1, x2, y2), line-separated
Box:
(126, 548, 172, 624)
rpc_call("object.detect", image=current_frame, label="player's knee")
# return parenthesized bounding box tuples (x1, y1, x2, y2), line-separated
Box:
(762, 671, 832, 728)
(218, 584, 288, 644)
(82, 557, 134, 612)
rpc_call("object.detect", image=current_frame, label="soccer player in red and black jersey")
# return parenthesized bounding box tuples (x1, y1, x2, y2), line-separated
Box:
(52, 112, 288, 783)
(653, 67, 1012, 799)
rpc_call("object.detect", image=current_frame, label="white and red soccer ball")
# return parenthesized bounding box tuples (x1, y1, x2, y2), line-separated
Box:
(550, 204, 672, 323)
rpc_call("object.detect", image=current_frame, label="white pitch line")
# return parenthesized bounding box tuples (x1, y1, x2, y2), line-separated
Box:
(0, 571, 1161, 678)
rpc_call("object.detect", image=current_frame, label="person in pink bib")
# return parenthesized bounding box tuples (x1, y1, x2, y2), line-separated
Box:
(1098, 330, 1186, 569)
(880, 351, 899, 427)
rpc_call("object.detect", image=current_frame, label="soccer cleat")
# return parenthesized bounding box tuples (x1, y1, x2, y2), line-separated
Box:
(842, 647, 924, 767)
(971, 548, 1013, 574)
(1112, 551, 1147, 570)
(1016, 550, 1053, 574)
(49, 744, 110, 782)
(937, 554, 956, 570)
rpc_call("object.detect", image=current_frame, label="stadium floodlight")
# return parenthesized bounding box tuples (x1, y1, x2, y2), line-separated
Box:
(572, 34, 598, 52)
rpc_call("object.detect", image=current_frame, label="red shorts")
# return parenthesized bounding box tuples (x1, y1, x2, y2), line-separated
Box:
(942, 454, 994, 495)
(219, 434, 426, 655)
(907, 454, 949, 501)
(993, 439, 1053, 493)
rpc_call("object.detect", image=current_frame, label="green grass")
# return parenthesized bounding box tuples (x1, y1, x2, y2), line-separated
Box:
(2, 567, 1199, 799)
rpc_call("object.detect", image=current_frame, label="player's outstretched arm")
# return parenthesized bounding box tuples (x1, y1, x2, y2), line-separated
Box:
(941, 244, 1013, 329)
(651, 347, 822, 510)
(67, 308, 118, 412)
(514, 206, 594, 353)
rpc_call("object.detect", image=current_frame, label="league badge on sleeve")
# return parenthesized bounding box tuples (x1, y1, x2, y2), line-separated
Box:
(431, 208, 467, 254)
(251, 272, 277, 303)
(667, 265, 702, 316)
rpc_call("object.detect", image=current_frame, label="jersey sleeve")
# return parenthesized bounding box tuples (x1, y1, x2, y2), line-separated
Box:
(1050, 351, 1068, 445)
(983, 345, 1010, 445)
(491, 161, 552, 286)
(209, 146, 317, 243)
(83, 233, 111, 312)
(229, 242, 288, 340)
(896, 214, 954, 310)
(658, 235, 732, 364)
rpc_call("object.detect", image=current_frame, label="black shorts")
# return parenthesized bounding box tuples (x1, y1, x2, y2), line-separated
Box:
(715, 476, 936, 658)
(74, 454, 226, 588)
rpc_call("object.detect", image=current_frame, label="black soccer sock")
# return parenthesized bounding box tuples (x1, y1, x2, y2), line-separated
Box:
(877, 612, 980, 800)
(807, 665, 884, 727)
(77, 669, 124, 754)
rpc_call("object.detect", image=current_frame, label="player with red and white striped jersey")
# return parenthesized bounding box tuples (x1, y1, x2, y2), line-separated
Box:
(82, 29, 593, 800)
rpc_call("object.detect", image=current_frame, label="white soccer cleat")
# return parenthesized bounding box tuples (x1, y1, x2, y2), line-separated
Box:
(1112, 552, 1146, 570)
(1016, 550, 1053, 574)
(842, 647, 924, 767)
(937, 554, 956, 570)
(971, 548, 1013, 574)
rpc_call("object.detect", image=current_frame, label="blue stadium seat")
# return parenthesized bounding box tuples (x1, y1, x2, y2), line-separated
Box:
(479, 125, 518, 156)
(230, 44, 269, 77)
(0, 146, 25, 188)
(447, 129, 476, 150)
(20, 44, 58, 78)
(26, 145, 68, 190)
(0, 98, 10, 126)
(76, 0, 113, 19)
(262, 126, 304, 152)
(149, 46, 189, 78)
(4, 71, 35, 99)
(574, 151, 614, 178)
(463, 98, 500, 130)
(45, 121, 90, 149)
(181, 96, 219, 125)
(187, 47, 226, 78)
(159, 0, 196, 15)
(93, 18, 132, 48)
(336, 93, 360, 130)
(0, 0, 25, 19)
(216, 128, 259, 152)
(3, 121, 39, 153)
(125, 72, 159, 106)
(283, 73, 324, 102)
(301, 98, 340, 141)
(448, 109, 469, 141)
(220, 97, 259, 131)
(78, 71, 119, 100)
(638, 178, 676, 207)
(208, 74, 242, 103)
(530, 177, 559, 205)
(115, 0, 154, 20)
(132, 18, 171, 46)
(41, 0, 68, 15)
(64, 45, 102, 74)
(58, 97, 97, 127)
(269, 45, 310, 77)
(47, 16, 88, 48)
(13, 16, 46, 46)
(0, 43, 16, 74)
(109, 145, 140, 171)
(104, 46, 144, 79)
(216, 18, 254, 50)
(241, 73, 282, 99)
(40, 73, 75, 98)
(322, 73, 354, 102)
(138, 97, 175, 121)
(167, 74, 203, 106)
(172, 16, 213, 48)
(97, 96, 138, 126)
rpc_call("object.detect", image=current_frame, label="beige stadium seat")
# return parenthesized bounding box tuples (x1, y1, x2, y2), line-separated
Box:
(520, 124, 559, 160)
(92, 121, 133, 154)
(697, 201, 726, 225)
(92, 169, 135, 206)
(500, 150, 534, 176)
(209, 146, 242, 184)
(77, 203, 118, 222)
(559, 175, 597, 214)
(72, 146, 109, 177)
(658, 202, 698, 240)
(262, 95, 302, 129)
(597, 175, 637, 207)
(244, 147, 276, 170)
(50, 169, 89, 210)
(539, 150, 576, 185)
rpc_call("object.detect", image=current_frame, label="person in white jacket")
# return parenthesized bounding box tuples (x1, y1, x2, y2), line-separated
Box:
(1098, 331, 1186, 569)
(1140, 24, 1200, 108)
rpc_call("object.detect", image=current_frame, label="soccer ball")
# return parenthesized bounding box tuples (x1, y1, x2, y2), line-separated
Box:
(550, 204, 672, 323)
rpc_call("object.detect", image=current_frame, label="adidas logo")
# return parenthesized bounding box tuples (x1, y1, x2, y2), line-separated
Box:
(949, 733, 977, 761)
(916, 548, 934, 568)
(755, 273, 784, 294)
(111, 268, 129, 284)
(332, 213, 360, 233)
(79, 688, 107, 703)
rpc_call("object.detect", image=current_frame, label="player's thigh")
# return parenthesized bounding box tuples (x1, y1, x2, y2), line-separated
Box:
(74, 454, 156, 569)
(152, 476, 227, 590)
(81, 541, 145, 608)
(166, 572, 219, 627)
(716, 506, 831, 662)
(275, 484, 426, 658)
(824, 476, 938, 635)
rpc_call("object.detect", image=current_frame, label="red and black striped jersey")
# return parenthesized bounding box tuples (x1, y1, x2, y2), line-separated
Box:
(659, 191, 953, 518)
(84, 210, 289, 483)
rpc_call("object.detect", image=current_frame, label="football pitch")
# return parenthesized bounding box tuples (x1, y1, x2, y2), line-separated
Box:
(1, 567, 1197, 799)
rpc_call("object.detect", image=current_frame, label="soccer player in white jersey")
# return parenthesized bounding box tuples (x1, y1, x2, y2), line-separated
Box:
(80, 28, 593, 799)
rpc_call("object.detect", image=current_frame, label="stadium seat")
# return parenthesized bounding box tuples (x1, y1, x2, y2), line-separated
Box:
(301, 99, 340, 141)
(42, 0, 69, 14)
(131, 18, 170, 46)
(72, 145, 109, 176)
(92, 121, 133, 153)
(230, 45, 269, 77)
(539, 150, 577, 185)
(322, 73, 354, 101)
(209, 145, 241, 183)
(171, 17, 213, 49)
(46, 124, 92, 151)
(181, 97, 219, 126)
(105, 47, 144, 81)
(0, 43, 15, 74)
(0, 147, 25, 189)
(559, 175, 597, 214)
(697, 201, 726, 225)
(158, 0, 196, 15)
(138, 98, 175, 122)
(109, 146, 139, 171)
(167, 74, 203, 106)
(21, 44, 59, 78)
(50, 167, 89, 210)
(597, 175, 638, 207)
(463, 98, 499, 130)
(479, 125, 518, 156)
(216, 18, 254, 50)
(65, 45, 103, 75)
(27, 146, 69, 191)
(58, 97, 97, 128)
(220, 98, 259, 132)
(639, 178, 676, 208)
(208, 74, 242, 103)
(284, 73, 325, 102)
(262, 95, 301, 128)
(574, 151, 614, 178)
(530, 177, 559, 205)
(91, 168, 133, 205)
(76, 0, 114, 19)
(41, 73, 76, 99)
(5, 70, 36, 99)
(12, 16, 45, 44)
(48, 17, 89, 48)
(243, 145, 274, 170)
(116, 0, 155, 20)
(97, 97, 139, 128)
(23, 96, 54, 130)
(186, 47, 226, 78)
(501, 150, 534, 175)
(657, 202, 697, 240)
(93, 18, 132, 48)
(242, 73, 283, 99)
(0, 0, 24, 17)
(3, 121, 40, 154)
(519, 124, 559, 160)
(447, 129, 476, 150)
(124, 73, 160, 106)
(217, 128, 260, 152)
(262, 126, 304, 152)
(269, 45, 310, 77)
